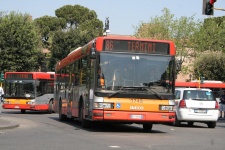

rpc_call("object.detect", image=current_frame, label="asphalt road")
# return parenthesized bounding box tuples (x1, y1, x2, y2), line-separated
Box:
(0, 108, 225, 150)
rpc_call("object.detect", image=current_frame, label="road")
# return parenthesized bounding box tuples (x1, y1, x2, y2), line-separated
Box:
(0, 108, 225, 150)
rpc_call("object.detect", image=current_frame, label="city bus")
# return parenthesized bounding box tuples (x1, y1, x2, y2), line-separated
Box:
(175, 80, 225, 102)
(53, 36, 176, 131)
(2, 72, 54, 113)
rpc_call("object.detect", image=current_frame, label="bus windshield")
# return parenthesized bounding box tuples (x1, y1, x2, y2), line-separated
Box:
(97, 53, 175, 94)
(4, 80, 35, 98)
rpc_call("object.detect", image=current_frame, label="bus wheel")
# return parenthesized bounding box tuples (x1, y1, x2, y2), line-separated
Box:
(143, 123, 153, 132)
(59, 100, 67, 121)
(79, 104, 89, 128)
(48, 100, 53, 114)
(21, 110, 26, 114)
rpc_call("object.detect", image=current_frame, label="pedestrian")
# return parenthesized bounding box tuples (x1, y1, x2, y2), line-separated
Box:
(219, 91, 225, 118)
(0, 86, 4, 102)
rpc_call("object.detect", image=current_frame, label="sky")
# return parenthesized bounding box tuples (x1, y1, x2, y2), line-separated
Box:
(0, 0, 225, 35)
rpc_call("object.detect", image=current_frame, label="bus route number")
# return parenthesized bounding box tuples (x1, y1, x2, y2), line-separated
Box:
(105, 40, 114, 51)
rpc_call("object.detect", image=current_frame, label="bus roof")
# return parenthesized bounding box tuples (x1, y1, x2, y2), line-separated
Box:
(55, 36, 176, 71)
(5, 72, 55, 80)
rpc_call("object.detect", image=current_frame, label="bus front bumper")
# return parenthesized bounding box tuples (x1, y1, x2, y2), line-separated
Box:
(2, 104, 49, 111)
(92, 110, 175, 123)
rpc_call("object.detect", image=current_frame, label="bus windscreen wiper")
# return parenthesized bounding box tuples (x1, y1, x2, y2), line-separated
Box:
(108, 86, 148, 98)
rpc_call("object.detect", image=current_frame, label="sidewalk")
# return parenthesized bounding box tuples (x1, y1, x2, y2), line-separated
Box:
(0, 103, 19, 130)
(0, 116, 19, 130)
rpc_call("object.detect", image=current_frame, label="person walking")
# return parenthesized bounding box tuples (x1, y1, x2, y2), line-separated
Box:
(219, 91, 225, 118)
(0, 86, 4, 102)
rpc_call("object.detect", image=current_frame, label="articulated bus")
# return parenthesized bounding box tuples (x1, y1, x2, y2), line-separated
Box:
(53, 36, 176, 131)
(175, 81, 225, 102)
(2, 72, 54, 113)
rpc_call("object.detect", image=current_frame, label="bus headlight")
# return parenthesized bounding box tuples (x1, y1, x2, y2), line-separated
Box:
(27, 100, 35, 104)
(94, 102, 114, 109)
(159, 105, 175, 111)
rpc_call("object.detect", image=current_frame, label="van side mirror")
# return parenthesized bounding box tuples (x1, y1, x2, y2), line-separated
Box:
(90, 47, 96, 59)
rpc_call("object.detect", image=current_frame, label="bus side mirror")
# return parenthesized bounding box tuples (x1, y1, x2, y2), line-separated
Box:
(90, 47, 96, 59)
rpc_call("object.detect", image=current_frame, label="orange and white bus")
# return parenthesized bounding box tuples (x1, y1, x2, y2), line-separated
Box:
(2, 72, 54, 113)
(176, 80, 225, 102)
(53, 36, 176, 131)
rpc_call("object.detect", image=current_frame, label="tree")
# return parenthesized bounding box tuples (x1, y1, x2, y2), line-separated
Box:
(55, 5, 98, 29)
(34, 16, 66, 49)
(191, 16, 225, 53)
(193, 52, 225, 81)
(48, 5, 103, 70)
(0, 11, 44, 72)
(134, 8, 201, 76)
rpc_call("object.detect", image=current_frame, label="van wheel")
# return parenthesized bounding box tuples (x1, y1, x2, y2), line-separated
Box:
(173, 116, 181, 127)
(59, 100, 67, 121)
(188, 121, 194, 126)
(207, 122, 216, 128)
(143, 123, 153, 132)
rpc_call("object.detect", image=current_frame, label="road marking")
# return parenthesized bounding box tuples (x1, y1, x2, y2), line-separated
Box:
(109, 145, 120, 148)
(0, 132, 7, 134)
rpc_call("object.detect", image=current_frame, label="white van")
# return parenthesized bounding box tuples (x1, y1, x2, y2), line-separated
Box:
(174, 87, 220, 128)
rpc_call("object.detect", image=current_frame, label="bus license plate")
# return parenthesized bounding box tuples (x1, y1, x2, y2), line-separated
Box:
(194, 109, 207, 113)
(130, 115, 143, 119)
(14, 106, 20, 108)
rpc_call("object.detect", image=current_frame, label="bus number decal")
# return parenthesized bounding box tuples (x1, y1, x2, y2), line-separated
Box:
(131, 99, 143, 103)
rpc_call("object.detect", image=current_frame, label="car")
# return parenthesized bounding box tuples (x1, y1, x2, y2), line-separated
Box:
(174, 87, 220, 128)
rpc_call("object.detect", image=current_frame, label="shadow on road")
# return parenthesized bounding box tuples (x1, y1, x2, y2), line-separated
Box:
(48, 116, 167, 134)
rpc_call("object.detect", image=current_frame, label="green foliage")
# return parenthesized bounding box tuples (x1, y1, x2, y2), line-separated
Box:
(134, 8, 201, 76)
(55, 5, 98, 29)
(34, 16, 66, 48)
(191, 16, 225, 52)
(0, 11, 44, 72)
(194, 52, 225, 81)
(48, 5, 103, 70)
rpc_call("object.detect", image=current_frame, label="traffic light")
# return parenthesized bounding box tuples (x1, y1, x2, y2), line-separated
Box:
(203, 0, 216, 15)
(0, 72, 4, 82)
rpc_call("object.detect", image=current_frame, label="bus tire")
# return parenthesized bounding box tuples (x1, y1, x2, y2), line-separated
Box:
(59, 100, 67, 121)
(79, 102, 89, 128)
(143, 123, 153, 132)
(48, 99, 53, 114)
(21, 110, 26, 114)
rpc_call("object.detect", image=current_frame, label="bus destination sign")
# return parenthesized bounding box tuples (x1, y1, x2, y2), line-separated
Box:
(104, 40, 169, 54)
(6, 73, 33, 79)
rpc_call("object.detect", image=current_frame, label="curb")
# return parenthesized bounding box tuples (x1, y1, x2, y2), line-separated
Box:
(0, 117, 19, 130)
